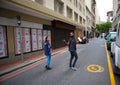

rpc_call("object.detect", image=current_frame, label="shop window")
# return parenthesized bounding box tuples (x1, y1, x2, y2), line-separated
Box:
(0, 26, 7, 58)
(31, 29, 43, 51)
(43, 30, 51, 45)
(14, 27, 31, 54)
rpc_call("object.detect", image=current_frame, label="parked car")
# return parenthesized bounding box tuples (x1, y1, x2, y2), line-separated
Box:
(111, 38, 116, 57)
(114, 21, 120, 69)
(78, 36, 88, 44)
(101, 33, 105, 38)
(106, 32, 117, 50)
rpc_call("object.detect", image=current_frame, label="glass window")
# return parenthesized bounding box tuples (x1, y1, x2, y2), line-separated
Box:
(54, 0, 64, 15)
(118, 24, 120, 39)
(0, 26, 7, 58)
(116, 23, 120, 46)
(67, 6, 73, 19)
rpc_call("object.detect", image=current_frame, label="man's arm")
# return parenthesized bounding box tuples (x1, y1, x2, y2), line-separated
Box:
(62, 39, 70, 46)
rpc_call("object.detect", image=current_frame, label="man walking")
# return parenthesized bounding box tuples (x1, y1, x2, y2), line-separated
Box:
(63, 32, 78, 71)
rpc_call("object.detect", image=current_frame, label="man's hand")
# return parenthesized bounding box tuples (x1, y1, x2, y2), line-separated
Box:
(62, 39, 69, 46)
(62, 39, 66, 42)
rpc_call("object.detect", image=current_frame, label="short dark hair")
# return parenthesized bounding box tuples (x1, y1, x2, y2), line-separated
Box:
(45, 36, 48, 42)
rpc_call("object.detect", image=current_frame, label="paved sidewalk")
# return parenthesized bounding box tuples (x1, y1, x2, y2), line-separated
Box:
(0, 46, 68, 77)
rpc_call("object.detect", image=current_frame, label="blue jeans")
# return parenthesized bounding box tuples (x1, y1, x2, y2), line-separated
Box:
(46, 55, 51, 67)
(70, 51, 78, 67)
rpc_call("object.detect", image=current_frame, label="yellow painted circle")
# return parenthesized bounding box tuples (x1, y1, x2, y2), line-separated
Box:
(87, 64, 104, 73)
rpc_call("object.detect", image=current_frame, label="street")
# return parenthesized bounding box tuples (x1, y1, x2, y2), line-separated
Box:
(0, 38, 118, 85)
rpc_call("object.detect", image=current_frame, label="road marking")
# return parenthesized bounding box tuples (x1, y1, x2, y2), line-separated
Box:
(105, 43, 116, 85)
(87, 64, 104, 73)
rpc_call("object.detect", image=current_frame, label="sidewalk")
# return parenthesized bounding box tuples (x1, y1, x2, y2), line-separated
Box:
(0, 46, 68, 77)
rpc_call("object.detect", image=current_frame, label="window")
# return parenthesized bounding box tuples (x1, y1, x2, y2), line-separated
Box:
(83, 7, 85, 15)
(54, 0, 64, 15)
(14, 28, 31, 54)
(0, 26, 7, 58)
(118, 24, 120, 38)
(74, 0, 77, 7)
(67, 6, 73, 19)
(69, 0, 72, 2)
(83, 19, 85, 24)
(79, 16, 82, 24)
(74, 12, 78, 22)
(116, 23, 120, 46)
(79, 3, 82, 12)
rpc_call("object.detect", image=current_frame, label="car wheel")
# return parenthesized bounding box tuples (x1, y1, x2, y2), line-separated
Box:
(110, 52, 113, 58)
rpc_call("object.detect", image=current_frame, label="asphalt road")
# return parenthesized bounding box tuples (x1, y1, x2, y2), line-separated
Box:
(0, 38, 115, 85)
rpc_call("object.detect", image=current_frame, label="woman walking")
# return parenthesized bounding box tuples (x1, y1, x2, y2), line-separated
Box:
(44, 36, 52, 70)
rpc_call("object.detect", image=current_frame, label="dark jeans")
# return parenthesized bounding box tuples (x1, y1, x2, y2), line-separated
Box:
(69, 51, 78, 67)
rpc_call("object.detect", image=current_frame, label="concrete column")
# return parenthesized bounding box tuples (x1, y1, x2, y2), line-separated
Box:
(7, 26, 15, 61)
(64, 3, 67, 17)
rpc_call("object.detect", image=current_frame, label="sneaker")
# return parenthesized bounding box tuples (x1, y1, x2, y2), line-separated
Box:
(47, 67, 52, 70)
(45, 65, 48, 69)
(45, 65, 52, 70)
(71, 67, 78, 71)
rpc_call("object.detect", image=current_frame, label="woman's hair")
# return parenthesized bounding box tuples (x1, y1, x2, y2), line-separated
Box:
(45, 36, 48, 42)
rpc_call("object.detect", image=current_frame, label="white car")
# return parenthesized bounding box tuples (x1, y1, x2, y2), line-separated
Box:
(114, 21, 120, 69)
(110, 32, 117, 57)
(111, 42, 116, 57)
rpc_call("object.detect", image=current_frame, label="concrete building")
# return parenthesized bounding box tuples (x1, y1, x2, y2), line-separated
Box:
(107, 11, 113, 22)
(112, 0, 120, 31)
(95, 6, 100, 24)
(0, 0, 96, 64)
(85, 0, 96, 38)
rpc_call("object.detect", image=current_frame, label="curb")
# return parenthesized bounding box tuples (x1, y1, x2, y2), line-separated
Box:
(105, 43, 116, 85)
(0, 50, 65, 77)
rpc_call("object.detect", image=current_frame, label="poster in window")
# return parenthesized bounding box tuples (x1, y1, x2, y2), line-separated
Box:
(37, 30, 42, 50)
(22, 28, 31, 52)
(14, 27, 21, 54)
(31, 29, 38, 51)
(0, 26, 7, 58)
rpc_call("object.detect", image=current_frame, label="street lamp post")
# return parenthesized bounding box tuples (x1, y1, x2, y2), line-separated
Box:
(16, 15, 24, 63)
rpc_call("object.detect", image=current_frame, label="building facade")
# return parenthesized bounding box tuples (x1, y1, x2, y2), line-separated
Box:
(112, 0, 120, 31)
(95, 6, 100, 24)
(0, 0, 96, 64)
(85, 0, 96, 38)
(107, 11, 113, 22)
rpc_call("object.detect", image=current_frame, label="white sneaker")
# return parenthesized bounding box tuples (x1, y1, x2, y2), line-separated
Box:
(71, 67, 78, 71)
